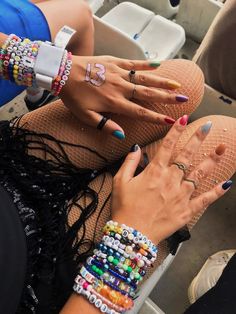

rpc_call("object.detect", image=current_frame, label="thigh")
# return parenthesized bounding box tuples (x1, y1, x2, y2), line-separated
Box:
(19, 59, 204, 169)
(74, 115, 236, 281)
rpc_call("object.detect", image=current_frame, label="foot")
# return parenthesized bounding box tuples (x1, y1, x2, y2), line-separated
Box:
(25, 90, 56, 111)
(188, 249, 236, 304)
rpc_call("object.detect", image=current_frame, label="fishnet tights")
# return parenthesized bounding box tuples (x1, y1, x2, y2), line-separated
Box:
(18, 59, 236, 279)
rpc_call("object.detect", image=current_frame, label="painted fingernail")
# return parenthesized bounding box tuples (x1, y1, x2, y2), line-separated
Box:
(167, 80, 181, 89)
(201, 121, 212, 134)
(130, 144, 139, 152)
(215, 143, 226, 155)
(176, 95, 189, 102)
(222, 180, 233, 190)
(164, 117, 175, 125)
(113, 130, 125, 140)
(179, 115, 188, 126)
(149, 61, 161, 68)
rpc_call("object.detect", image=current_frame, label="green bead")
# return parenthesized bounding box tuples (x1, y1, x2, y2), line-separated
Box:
(135, 273, 141, 280)
(98, 269, 104, 276)
(123, 264, 128, 271)
(127, 266, 132, 273)
(108, 256, 114, 263)
(113, 259, 119, 266)
(92, 265, 97, 272)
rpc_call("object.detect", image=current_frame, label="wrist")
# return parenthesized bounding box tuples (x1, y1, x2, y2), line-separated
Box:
(73, 220, 158, 313)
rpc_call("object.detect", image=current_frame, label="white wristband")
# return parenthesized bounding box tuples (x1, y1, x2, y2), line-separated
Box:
(34, 25, 76, 90)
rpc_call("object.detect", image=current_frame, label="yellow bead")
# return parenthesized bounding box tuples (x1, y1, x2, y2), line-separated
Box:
(142, 243, 148, 250)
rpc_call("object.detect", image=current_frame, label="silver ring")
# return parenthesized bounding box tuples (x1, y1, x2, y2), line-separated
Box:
(172, 161, 188, 174)
(129, 70, 136, 83)
(131, 84, 137, 99)
(183, 178, 198, 189)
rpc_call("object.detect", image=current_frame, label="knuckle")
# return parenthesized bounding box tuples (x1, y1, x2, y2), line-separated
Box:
(136, 107, 148, 117)
(143, 88, 154, 98)
(138, 74, 146, 84)
(162, 137, 175, 150)
(201, 196, 209, 208)
(181, 147, 193, 159)
(128, 60, 135, 69)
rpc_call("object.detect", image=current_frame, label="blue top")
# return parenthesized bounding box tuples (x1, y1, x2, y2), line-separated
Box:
(0, 0, 51, 106)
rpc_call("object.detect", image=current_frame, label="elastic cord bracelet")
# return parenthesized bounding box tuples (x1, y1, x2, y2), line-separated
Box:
(0, 34, 72, 96)
(74, 220, 158, 313)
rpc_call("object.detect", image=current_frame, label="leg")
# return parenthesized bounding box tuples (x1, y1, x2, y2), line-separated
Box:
(17, 59, 235, 276)
(36, 0, 94, 55)
(19, 59, 205, 169)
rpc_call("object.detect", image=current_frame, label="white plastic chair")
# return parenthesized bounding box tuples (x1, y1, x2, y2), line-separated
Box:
(118, 0, 179, 18)
(86, 0, 104, 13)
(176, 0, 223, 43)
(99, 2, 185, 60)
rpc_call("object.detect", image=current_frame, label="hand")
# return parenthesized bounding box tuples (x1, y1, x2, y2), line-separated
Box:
(111, 115, 232, 244)
(60, 55, 188, 139)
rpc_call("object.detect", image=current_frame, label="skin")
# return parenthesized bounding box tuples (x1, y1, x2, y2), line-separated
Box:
(0, 1, 188, 137)
(60, 116, 230, 313)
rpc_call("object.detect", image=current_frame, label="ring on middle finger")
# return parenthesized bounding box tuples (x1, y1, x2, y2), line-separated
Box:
(183, 178, 198, 189)
(172, 161, 188, 174)
(130, 84, 137, 100)
(129, 70, 136, 83)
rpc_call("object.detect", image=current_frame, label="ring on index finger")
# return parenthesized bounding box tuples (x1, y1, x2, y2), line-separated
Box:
(172, 161, 188, 175)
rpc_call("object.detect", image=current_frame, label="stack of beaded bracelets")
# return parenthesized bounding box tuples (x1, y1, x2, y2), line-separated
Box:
(0, 34, 72, 96)
(73, 220, 158, 313)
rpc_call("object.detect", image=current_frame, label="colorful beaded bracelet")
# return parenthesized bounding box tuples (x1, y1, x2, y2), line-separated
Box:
(0, 34, 72, 95)
(74, 220, 158, 313)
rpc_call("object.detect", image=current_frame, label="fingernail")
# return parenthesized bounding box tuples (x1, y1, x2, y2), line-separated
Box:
(130, 144, 139, 152)
(149, 61, 161, 68)
(164, 117, 175, 125)
(176, 95, 189, 102)
(215, 143, 226, 156)
(179, 115, 188, 126)
(201, 121, 212, 134)
(222, 180, 233, 190)
(167, 80, 181, 89)
(113, 130, 125, 140)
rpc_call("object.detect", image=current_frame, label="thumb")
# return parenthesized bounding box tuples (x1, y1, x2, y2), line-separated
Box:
(116, 144, 141, 182)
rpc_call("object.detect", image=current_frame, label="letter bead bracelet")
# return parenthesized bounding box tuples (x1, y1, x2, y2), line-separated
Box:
(0, 33, 72, 96)
(73, 220, 158, 313)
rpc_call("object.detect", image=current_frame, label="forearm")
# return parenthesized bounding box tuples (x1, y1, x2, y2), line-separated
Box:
(61, 293, 100, 314)
(0, 33, 8, 47)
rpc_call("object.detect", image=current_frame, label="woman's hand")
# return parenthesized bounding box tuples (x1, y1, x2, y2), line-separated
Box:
(60, 55, 188, 139)
(111, 115, 232, 244)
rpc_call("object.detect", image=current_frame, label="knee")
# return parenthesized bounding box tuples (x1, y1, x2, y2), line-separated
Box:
(74, 0, 94, 34)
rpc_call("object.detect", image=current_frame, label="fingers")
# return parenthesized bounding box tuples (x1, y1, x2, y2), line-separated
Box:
(131, 84, 188, 104)
(190, 180, 233, 215)
(151, 115, 188, 167)
(170, 121, 213, 179)
(112, 99, 175, 125)
(115, 144, 141, 182)
(113, 58, 161, 71)
(182, 143, 226, 194)
(123, 70, 182, 90)
(78, 110, 126, 140)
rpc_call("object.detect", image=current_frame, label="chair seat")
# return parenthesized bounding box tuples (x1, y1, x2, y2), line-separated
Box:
(102, 2, 154, 39)
(100, 2, 185, 60)
(136, 15, 185, 60)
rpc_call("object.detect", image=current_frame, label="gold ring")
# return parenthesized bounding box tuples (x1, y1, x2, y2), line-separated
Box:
(172, 161, 188, 174)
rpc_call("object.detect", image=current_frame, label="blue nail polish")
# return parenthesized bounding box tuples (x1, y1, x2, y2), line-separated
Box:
(222, 180, 233, 190)
(176, 95, 189, 102)
(201, 121, 212, 134)
(113, 130, 125, 140)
